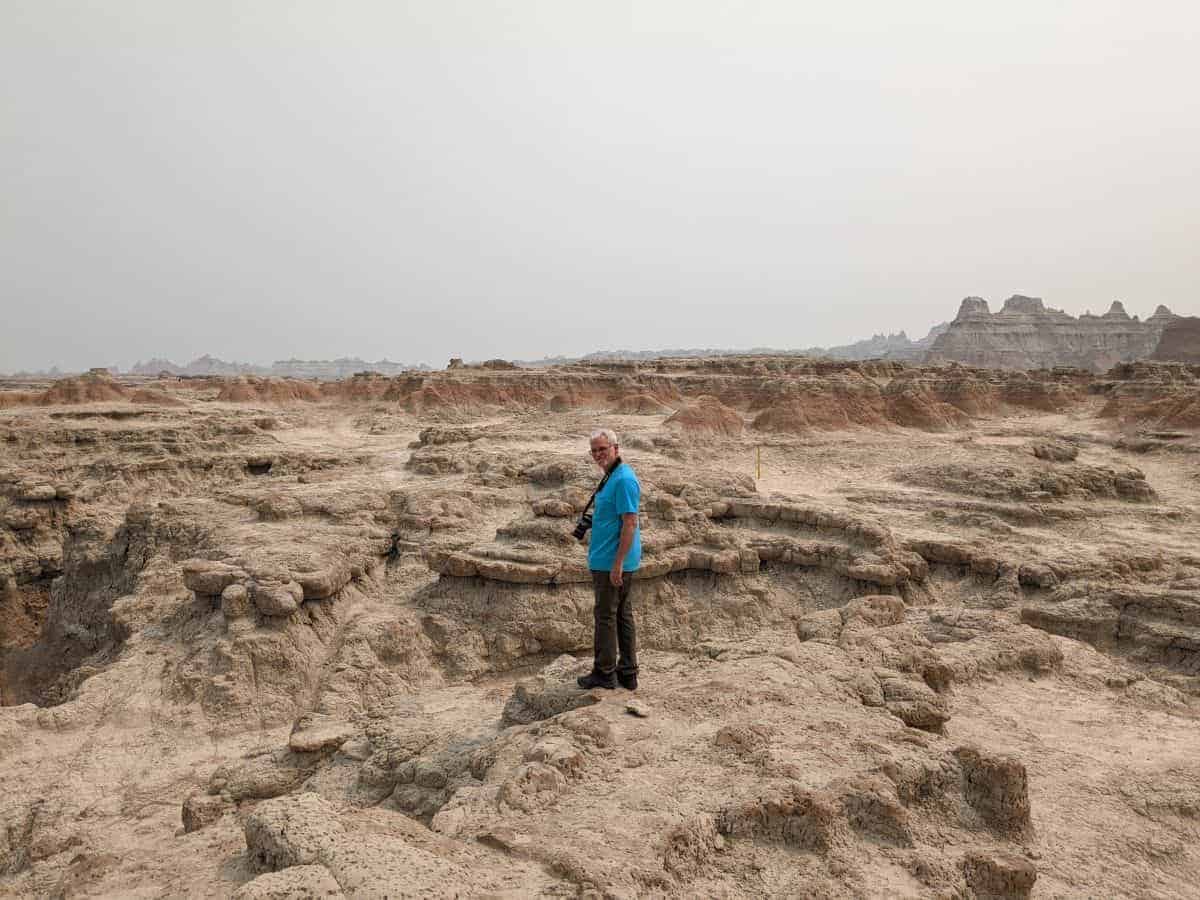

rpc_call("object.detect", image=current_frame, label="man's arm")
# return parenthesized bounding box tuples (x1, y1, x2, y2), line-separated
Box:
(610, 513, 638, 587)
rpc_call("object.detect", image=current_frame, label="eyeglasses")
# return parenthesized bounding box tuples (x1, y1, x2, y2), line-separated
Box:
(590, 445, 613, 456)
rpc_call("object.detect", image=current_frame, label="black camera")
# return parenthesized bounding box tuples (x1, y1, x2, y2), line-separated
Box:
(572, 513, 593, 542)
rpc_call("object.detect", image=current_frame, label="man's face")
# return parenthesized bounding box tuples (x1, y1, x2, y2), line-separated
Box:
(589, 436, 618, 471)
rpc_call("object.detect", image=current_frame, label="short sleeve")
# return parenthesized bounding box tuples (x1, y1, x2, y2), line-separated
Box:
(613, 474, 639, 515)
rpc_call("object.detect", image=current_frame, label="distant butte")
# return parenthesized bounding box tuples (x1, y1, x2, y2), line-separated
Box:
(926, 295, 1182, 372)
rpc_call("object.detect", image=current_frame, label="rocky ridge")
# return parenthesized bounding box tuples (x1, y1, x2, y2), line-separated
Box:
(927, 296, 1182, 372)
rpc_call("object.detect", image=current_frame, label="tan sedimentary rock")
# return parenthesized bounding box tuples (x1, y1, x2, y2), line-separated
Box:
(927, 295, 1176, 372)
(611, 393, 673, 415)
(664, 395, 744, 435)
(217, 377, 323, 403)
(716, 785, 848, 851)
(953, 746, 1033, 835)
(2, 354, 1199, 897)
(181, 793, 230, 834)
(233, 866, 344, 899)
(1099, 360, 1200, 430)
(961, 851, 1038, 899)
(38, 370, 129, 404)
(1149, 314, 1200, 364)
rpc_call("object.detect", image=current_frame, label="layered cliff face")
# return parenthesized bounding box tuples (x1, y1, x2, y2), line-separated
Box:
(926, 295, 1176, 372)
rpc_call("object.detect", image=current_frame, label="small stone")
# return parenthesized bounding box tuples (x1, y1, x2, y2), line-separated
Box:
(338, 739, 372, 761)
(954, 746, 1032, 834)
(289, 715, 356, 754)
(221, 583, 254, 620)
(251, 580, 302, 616)
(532, 498, 574, 517)
(962, 850, 1037, 899)
(182, 560, 246, 596)
(626, 700, 650, 718)
(294, 561, 353, 600)
(181, 793, 229, 833)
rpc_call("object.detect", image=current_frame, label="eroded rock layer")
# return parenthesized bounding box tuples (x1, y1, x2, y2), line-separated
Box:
(2, 358, 1199, 897)
(927, 296, 1182, 372)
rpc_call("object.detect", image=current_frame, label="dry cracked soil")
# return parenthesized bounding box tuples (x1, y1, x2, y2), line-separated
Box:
(2, 359, 1200, 899)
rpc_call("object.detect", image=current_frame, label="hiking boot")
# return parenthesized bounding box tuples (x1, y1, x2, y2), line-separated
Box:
(576, 671, 616, 690)
(618, 673, 638, 691)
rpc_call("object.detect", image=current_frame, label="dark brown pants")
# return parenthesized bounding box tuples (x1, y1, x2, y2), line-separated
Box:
(591, 570, 638, 678)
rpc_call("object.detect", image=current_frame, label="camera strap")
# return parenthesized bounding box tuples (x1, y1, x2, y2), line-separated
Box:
(581, 458, 622, 517)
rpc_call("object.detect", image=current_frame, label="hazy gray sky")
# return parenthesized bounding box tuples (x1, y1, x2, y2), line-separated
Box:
(2, 1, 1198, 371)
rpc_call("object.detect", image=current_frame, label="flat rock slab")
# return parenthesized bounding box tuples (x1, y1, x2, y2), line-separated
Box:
(289, 715, 358, 754)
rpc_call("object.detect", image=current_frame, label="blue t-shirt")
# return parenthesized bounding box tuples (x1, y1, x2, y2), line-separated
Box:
(587, 462, 642, 572)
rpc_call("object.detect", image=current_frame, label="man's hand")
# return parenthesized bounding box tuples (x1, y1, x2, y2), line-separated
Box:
(610, 512, 637, 588)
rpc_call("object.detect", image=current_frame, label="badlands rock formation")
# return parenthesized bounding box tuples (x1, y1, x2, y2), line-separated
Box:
(2, 357, 1200, 897)
(926, 296, 1180, 372)
(126, 356, 424, 380)
(519, 296, 1194, 373)
(1151, 316, 1200, 365)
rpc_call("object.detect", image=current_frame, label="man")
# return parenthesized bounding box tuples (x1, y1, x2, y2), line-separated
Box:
(577, 428, 641, 691)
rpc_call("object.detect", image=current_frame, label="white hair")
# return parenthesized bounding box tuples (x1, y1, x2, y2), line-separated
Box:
(590, 428, 618, 445)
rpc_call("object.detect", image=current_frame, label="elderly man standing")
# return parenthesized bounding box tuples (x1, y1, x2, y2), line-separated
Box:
(577, 428, 641, 691)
